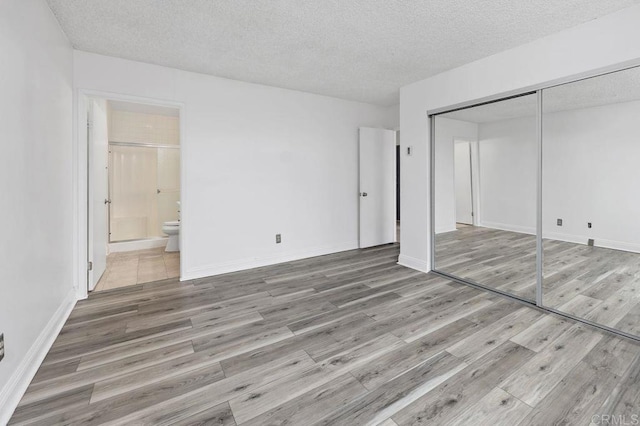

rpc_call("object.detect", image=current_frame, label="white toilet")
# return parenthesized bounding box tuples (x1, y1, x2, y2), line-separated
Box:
(162, 221, 180, 252)
(162, 201, 181, 252)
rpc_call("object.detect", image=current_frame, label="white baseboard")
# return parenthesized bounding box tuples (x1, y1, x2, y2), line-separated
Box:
(397, 254, 430, 273)
(478, 223, 640, 254)
(182, 241, 359, 280)
(595, 238, 640, 254)
(0, 288, 77, 425)
(435, 226, 457, 235)
(544, 231, 640, 254)
(479, 221, 536, 235)
(542, 231, 585, 246)
(108, 237, 168, 253)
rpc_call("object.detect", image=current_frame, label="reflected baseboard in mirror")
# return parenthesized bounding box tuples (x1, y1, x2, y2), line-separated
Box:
(431, 64, 640, 341)
(435, 224, 640, 338)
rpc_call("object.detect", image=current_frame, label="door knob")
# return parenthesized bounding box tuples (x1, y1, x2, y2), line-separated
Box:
(104, 199, 111, 204)
(361, 192, 368, 197)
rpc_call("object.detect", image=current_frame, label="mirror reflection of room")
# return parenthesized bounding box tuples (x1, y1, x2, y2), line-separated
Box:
(433, 65, 640, 339)
(542, 66, 640, 337)
(434, 93, 538, 301)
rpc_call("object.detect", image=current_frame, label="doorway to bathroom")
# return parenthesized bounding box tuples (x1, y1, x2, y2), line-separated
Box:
(87, 98, 181, 292)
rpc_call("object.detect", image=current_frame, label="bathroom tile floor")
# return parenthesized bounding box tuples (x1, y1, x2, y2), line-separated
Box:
(94, 247, 180, 292)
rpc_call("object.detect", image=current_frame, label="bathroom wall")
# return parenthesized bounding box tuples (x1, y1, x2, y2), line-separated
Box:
(0, 0, 75, 422)
(75, 51, 398, 279)
(109, 109, 180, 145)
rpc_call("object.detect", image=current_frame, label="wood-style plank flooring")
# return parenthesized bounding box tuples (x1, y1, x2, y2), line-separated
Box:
(11, 244, 640, 425)
(436, 225, 640, 337)
(435, 225, 538, 300)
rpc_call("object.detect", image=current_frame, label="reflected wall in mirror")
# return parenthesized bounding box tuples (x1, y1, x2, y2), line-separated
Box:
(542, 66, 640, 337)
(433, 93, 538, 301)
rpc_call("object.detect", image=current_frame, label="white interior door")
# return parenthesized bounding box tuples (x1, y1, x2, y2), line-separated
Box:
(88, 99, 109, 290)
(454, 141, 474, 225)
(359, 127, 396, 248)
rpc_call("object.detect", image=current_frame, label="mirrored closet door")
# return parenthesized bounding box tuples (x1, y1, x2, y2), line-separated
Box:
(541, 66, 640, 338)
(431, 64, 640, 340)
(432, 93, 538, 302)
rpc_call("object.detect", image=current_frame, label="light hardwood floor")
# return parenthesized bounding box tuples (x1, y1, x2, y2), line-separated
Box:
(435, 225, 538, 300)
(436, 225, 640, 337)
(94, 247, 180, 292)
(11, 244, 640, 425)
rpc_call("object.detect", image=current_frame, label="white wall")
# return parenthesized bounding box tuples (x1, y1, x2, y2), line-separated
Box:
(399, 4, 640, 272)
(0, 0, 75, 422)
(75, 51, 398, 279)
(477, 116, 537, 234)
(473, 101, 640, 253)
(433, 117, 478, 233)
(385, 104, 400, 131)
(542, 101, 640, 251)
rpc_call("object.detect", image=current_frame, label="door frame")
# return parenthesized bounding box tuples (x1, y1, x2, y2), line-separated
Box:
(73, 89, 185, 300)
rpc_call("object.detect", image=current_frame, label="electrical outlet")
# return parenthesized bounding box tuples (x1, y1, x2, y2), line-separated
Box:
(588, 222, 592, 229)
(557, 219, 563, 226)
(588, 239, 595, 246)
(275, 234, 281, 244)
(0, 333, 4, 362)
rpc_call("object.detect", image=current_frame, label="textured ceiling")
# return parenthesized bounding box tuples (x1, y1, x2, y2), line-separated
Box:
(441, 65, 640, 123)
(47, 0, 640, 106)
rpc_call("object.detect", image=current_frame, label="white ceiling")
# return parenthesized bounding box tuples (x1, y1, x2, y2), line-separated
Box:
(441, 65, 640, 123)
(47, 0, 640, 106)
(108, 100, 179, 117)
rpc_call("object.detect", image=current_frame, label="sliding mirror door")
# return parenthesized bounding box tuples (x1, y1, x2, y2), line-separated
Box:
(433, 93, 538, 301)
(542, 66, 640, 337)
